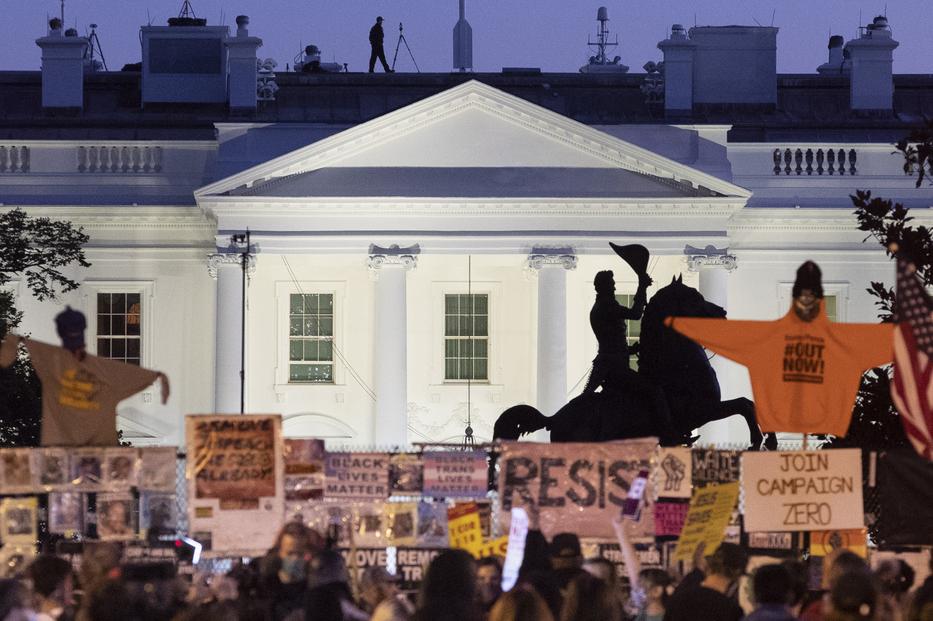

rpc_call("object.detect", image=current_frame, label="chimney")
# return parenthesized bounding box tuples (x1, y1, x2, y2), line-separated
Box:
(657, 24, 696, 113)
(817, 35, 849, 75)
(226, 15, 263, 111)
(453, 0, 473, 72)
(845, 16, 898, 112)
(36, 18, 88, 110)
(688, 26, 777, 106)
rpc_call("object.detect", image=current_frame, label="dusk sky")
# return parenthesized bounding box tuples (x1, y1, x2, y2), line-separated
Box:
(2, 0, 932, 74)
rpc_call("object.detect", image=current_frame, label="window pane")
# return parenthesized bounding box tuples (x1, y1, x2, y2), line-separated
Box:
(97, 314, 110, 336)
(290, 294, 304, 314)
(445, 295, 458, 314)
(445, 339, 457, 357)
(127, 339, 140, 358)
(474, 295, 487, 314)
(628, 319, 641, 338)
(824, 295, 837, 322)
(127, 293, 141, 307)
(112, 293, 126, 313)
(304, 317, 319, 336)
(111, 339, 126, 357)
(98, 293, 111, 313)
(445, 316, 458, 336)
(319, 340, 333, 362)
(97, 339, 111, 357)
(461, 340, 473, 357)
(319, 317, 333, 337)
(303, 340, 319, 361)
(473, 316, 488, 336)
(459, 316, 471, 335)
(112, 315, 126, 336)
(289, 317, 302, 336)
(307, 294, 319, 314)
(474, 339, 487, 358)
(473, 359, 488, 380)
(289, 340, 303, 361)
(320, 294, 333, 313)
(445, 359, 457, 380)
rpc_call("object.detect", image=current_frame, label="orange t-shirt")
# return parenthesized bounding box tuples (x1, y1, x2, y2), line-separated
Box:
(666, 306, 893, 435)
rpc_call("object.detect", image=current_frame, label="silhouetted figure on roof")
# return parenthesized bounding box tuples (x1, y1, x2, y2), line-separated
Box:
(369, 17, 394, 73)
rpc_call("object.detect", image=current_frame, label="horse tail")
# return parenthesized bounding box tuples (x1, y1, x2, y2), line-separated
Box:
(493, 404, 549, 440)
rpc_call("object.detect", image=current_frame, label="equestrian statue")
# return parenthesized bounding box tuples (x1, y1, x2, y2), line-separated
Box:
(493, 243, 776, 449)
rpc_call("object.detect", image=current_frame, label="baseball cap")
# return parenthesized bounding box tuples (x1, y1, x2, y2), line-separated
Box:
(376, 16, 384, 22)
(549, 533, 582, 559)
(55, 306, 87, 351)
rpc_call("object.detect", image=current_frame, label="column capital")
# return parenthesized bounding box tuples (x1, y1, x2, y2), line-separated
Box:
(527, 246, 577, 271)
(684, 245, 737, 272)
(208, 252, 256, 279)
(367, 244, 420, 271)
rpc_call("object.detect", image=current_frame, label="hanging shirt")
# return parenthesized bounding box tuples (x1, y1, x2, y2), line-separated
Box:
(0, 336, 160, 446)
(665, 305, 893, 435)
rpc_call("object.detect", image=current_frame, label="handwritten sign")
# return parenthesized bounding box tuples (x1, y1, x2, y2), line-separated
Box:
(325, 452, 389, 500)
(742, 450, 863, 532)
(448, 501, 483, 552)
(185, 415, 284, 553)
(810, 528, 868, 558)
(654, 500, 690, 537)
(497, 439, 657, 539)
(423, 451, 487, 498)
(656, 447, 692, 499)
(672, 482, 740, 562)
(692, 449, 741, 486)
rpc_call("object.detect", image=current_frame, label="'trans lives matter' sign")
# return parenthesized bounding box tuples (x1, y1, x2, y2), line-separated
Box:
(742, 450, 863, 532)
(423, 451, 487, 498)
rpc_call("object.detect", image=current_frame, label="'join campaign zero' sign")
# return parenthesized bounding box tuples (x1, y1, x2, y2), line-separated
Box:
(741, 449, 863, 532)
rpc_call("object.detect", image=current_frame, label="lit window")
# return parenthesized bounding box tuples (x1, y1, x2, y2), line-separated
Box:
(823, 295, 837, 322)
(288, 293, 334, 383)
(96, 293, 141, 365)
(444, 294, 488, 381)
(614, 294, 641, 370)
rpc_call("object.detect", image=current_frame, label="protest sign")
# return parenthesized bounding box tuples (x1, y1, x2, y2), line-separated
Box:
(497, 439, 656, 539)
(501, 508, 528, 591)
(672, 481, 740, 562)
(423, 451, 488, 499)
(0, 497, 38, 543)
(448, 502, 484, 553)
(138, 447, 177, 492)
(596, 541, 667, 579)
(186, 415, 284, 553)
(389, 453, 424, 495)
(747, 532, 798, 553)
(655, 447, 692, 499)
(325, 452, 389, 501)
(742, 450, 863, 532)
(416, 501, 448, 547)
(692, 449, 741, 486)
(809, 528, 868, 558)
(354, 503, 386, 547)
(395, 548, 444, 590)
(283, 438, 324, 501)
(386, 502, 417, 547)
(654, 500, 689, 537)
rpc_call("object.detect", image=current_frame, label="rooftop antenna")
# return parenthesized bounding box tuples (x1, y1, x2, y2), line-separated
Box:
(85, 23, 109, 71)
(178, 0, 197, 19)
(60, 0, 65, 25)
(147, 8, 152, 26)
(587, 7, 618, 65)
(771, 9, 775, 26)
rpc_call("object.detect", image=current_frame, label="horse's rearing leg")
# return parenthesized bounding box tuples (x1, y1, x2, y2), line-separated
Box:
(721, 397, 764, 449)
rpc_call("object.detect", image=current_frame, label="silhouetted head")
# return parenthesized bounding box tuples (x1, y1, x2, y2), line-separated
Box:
(55, 306, 87, 352)
(376, 16, 384, 23)
(594, 270, 615, 295)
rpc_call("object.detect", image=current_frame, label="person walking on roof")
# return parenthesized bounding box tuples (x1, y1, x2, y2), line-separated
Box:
(369, 16, 394, 73)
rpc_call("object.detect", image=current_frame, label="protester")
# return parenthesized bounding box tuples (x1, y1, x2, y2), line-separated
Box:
(412, 549, 481, 621)
(358, 567, 412, 621)
(613, 516, 671, 621)
(488, 587, 555, 621)
(258, 522, 318, 620)
(801, 550, 871, 621)
(477, 556, 504, 614)
(559, 571, 622, 621)
(27, 555, 74, 621)
(0, 579, 35, 621)
(876, 559, 915, 621)
(825, 570, 881, 621)
(742, 563, 797, 621)
(303, 549, 367, 621)
(663, 542, 748, 621)
(781, 560, 810, 618)
(908, 556, 933, 621)
(549, 533, 587, 591)
(515, 500, 562, 619)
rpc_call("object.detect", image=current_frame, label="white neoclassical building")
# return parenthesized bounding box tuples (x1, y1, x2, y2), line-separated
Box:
(3, 16, 931, 447)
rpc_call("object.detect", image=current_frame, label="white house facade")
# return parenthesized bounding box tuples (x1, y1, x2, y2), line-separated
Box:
(2, 17, 931, 448)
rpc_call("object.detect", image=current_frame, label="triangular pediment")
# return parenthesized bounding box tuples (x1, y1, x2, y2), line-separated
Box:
(197, 80, 750, 200)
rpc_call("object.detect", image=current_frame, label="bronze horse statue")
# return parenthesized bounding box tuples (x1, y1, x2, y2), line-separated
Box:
(493, 275, 776, 449)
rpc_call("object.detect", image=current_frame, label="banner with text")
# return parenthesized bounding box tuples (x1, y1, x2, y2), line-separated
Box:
(423, 451, 488, 499)
(742, 450, 863, 532)
(186, 415, 284, 553)
(672, 482, 740, 562)
(497, 439, 656, 539)
(325, 452, 390, 501)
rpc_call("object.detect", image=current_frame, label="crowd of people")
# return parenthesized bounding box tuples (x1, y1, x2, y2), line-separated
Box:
(0, 510, 930, 621)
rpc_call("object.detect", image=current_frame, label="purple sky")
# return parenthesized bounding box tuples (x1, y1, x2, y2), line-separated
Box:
(2, 0, 932, 74)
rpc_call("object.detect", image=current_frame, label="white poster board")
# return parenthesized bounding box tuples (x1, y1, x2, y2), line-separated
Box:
(655, 447, 692, 499)
(186, 414, 284, 554)
(742, 450, 863, 532)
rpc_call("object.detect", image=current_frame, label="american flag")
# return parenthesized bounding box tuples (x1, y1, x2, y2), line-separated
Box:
(891, 257, 933, 460)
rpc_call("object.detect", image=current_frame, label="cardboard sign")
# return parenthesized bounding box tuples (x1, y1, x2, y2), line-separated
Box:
(656, 447, 692, 499)
(386, 502, 418, 547)
(497, 439, 657, 539)
(325, 452, 390, 500)
(742, 450, 864, 532)
(810, 528, 868, 558)
(672, 482, 740, 562)
(283, 438, 324, 501)
(186, 415, 284, 553)
(654, 500, 690, 537)
(448, 501, 483, 552)
(501, 508, 528, 591)
(423, 451, 487, 498)
(692, 449, 741, 486)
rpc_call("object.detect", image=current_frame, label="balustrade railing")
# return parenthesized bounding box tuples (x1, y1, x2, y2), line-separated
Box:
(772, 147, 857, 176)
(0, 146, 29, 172)
(77, 145, 163, 173)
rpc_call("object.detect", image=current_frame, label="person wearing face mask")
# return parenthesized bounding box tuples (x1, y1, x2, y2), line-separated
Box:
(0, 579, 38, 621)
(258, 522, 317, 621)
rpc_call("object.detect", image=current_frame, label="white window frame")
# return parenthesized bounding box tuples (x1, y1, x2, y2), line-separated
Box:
(443, 292, 491, 382)
(275, 280, 346, 387)
(431, 281, 502, 386)
(777, 281, 849, 322)
(81, 280, 155, 367)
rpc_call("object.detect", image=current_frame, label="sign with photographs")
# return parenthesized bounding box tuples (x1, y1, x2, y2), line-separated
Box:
(104, 448, 138, 490)
(422, 451, 487, 499)
(742, 450, 864, 532)
(138, 447, 177, 492)
(34, 449, 69, 490)
(672, 482, 740, 562)
(325, 452, 390, 500)
(416, 501, 448, 548)
(0, 497, 37, 543)
(354, 503, 387, 548)
(284, 438, 325, 502)
(48, 492, 83, 534)
(497, 439, 657, 539)
(386, 502, 417, 547)
(95, 493, 136, 540)
(186, 414, 284, 553)
(70, 449, 103, 490)
(1, 449, 34, 494)
(655, 447, 692, 499)
(389, 453, 424, 495)
(140, 491, 178, 536)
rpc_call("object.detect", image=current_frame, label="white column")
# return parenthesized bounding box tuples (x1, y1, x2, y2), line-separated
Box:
(686, 246, 742, 445)
(209, 253, 254, 414)
(528, 250, 577, 441)
(368, 247, 418, 447)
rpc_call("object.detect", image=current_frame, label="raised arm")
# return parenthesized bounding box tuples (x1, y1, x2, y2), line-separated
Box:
(619, 273, 653, 320)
